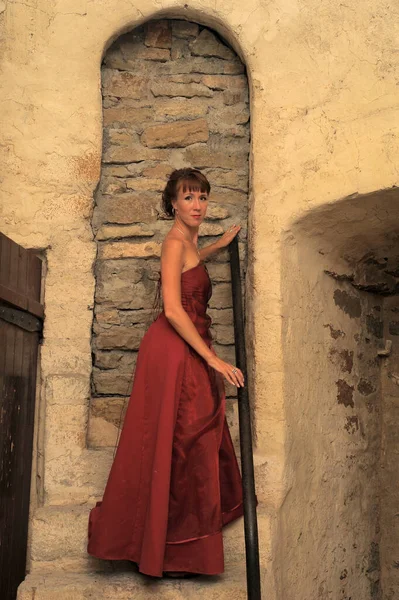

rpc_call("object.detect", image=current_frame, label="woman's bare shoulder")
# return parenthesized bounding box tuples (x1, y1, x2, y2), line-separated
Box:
(162, 234, 185, 260)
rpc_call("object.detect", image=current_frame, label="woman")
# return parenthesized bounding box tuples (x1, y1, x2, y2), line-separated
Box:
(88, 168, 245, 578)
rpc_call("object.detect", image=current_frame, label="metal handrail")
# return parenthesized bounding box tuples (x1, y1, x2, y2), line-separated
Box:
(229, 237, 261, 600)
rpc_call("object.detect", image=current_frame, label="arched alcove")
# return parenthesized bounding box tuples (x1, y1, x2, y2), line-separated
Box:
(88, 19, 251, 455)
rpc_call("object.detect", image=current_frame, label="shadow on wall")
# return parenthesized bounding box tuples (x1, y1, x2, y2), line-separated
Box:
(276, 186, 399, 600)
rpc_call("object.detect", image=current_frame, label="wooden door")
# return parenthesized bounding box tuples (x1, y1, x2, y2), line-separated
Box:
(0, 233, 44, 600)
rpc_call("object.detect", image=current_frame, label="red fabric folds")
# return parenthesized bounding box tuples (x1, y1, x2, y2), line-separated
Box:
(87, 263, 243, 576)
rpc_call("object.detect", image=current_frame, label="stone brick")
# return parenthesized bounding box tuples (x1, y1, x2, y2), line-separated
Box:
(203, 168, 249, 191)
(207, 103, 250, 136)
(184, 140, 249, 169)
(206, 263, 232, 282)
(145, 20, 172, 49)
(98, 241, 162, 260)
(151, 81, 213, 98)
(88, 415, 119, 448)
(167, 56, 245, 75)
(118, 309, 154, 326)
(90, 396, 129, 426)
(142, 163, 173, 178)
(94, 351, 137, 371)
(209, 283, 233, 309)
(223, 88, 249, 105)
(95, 259, 143, 286)
(154, 97, 209, 120)
(92, 370, 134, 394)
(141, 119, 209, 148)
(172, 20, 199, 38)
(212, 342, 235, 364)
(202, 74, 247, 91)
(103, 105, 154, 127)
(125, 178, 165, 192)
(133, 46, 171, 61)
(45, 405, 88, 461)
(208, 307, 234, 324)
(103, 49, 147, 72)
(171, 38, 191, 60)
(94, 326, 146, 351)
(102, 143, 168, 163)
(205, 202, 231, 220)
(94, 194, 157, 225)
(198, 222, 224, 236)
(104, 128, 138, 146)
(190, 29, 235, 60)
(101, 164, 133, 178)
(45, 375, 90, 407)
(95, 309, 121, 326)
(209, 186, 248, 205)
(170, 74, 202, 84)
(96, 224, 155, 240)
(213, 324, 234, 345)
(99, 177, 127, 195)
(102, 69, 150, 99)
(96, 279, 155, 309)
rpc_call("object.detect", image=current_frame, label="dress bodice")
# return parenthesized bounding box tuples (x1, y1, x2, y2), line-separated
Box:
(180, 263, 212, 341)
(158, 262, 212, 342)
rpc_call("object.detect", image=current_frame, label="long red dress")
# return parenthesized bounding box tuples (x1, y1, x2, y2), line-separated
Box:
(87, 263, 243, 577)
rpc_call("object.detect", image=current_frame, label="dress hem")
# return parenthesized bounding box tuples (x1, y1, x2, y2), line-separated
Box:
(88, 502, 244, 578)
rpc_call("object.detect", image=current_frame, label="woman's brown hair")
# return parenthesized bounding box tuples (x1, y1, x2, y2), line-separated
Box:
(161, 168, 211, 217)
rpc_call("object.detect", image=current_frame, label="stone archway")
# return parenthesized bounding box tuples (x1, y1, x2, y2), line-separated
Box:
(88, 19, 251, 454)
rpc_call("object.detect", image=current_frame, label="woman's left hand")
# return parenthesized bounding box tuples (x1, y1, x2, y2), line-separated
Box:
(217, 224, 241, 249)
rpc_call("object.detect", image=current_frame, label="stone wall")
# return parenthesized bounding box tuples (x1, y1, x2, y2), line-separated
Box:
(88, 20, 250, 450)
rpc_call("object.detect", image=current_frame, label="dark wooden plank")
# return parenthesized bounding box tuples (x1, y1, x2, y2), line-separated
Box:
(0, 233, 42, 600)
(17, 333, 38, 590)
(0, 322, 17, 600)
(0, 284, 44, 318)
(0, 234, 43, 308)
(0, 320, 8, 594)
(8, 240, 20, 296)
(0, 234, 11, 290)
(16, 246, 28, 300)
(27, 251, 42, 303)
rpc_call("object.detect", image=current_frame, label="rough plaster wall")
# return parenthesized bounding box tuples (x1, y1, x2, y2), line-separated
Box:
(278, 240, 382, 600)
(276, 191, 399, 600)
(0, 0, 398, 596)
(380, 295, 399, 600)
(88, 19, 249, 451)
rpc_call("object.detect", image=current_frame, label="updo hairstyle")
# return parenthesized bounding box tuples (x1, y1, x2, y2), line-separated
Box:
(162, 168, 211, 217)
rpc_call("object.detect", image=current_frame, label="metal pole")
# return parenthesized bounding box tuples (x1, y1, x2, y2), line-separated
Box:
(228, 236, 261, 600)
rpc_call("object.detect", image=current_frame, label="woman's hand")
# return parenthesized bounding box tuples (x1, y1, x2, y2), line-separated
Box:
(217, 224, 241, 249)
(207, 354, 245, 388)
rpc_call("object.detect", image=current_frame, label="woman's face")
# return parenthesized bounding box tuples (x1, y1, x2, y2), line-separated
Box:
(172, 182, 209, 228)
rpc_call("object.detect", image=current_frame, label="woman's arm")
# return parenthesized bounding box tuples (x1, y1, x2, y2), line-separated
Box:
(199, 224, 241, 261)
(161, 238, 214, 363)
(161, 238, 244, 387)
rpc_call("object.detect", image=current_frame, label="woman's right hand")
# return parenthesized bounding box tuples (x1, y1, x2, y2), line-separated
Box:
(206, 354, 245, 388)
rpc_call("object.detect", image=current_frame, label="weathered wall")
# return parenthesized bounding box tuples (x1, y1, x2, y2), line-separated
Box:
(380, 294, 399, 600)
(89, 20, 249, 450)
(278, 242, 382, 600)
(0, 0, 398, 598)
(276, 190, 399, 600)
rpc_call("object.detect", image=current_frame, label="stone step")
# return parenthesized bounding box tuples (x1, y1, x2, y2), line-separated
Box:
(29, 502, 272, 574)
(18, 562, 262, 600)
(46, 446, 269, 506)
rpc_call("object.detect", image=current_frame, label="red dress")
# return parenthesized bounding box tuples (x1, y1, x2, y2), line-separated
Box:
(87, 263, 243, 577)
